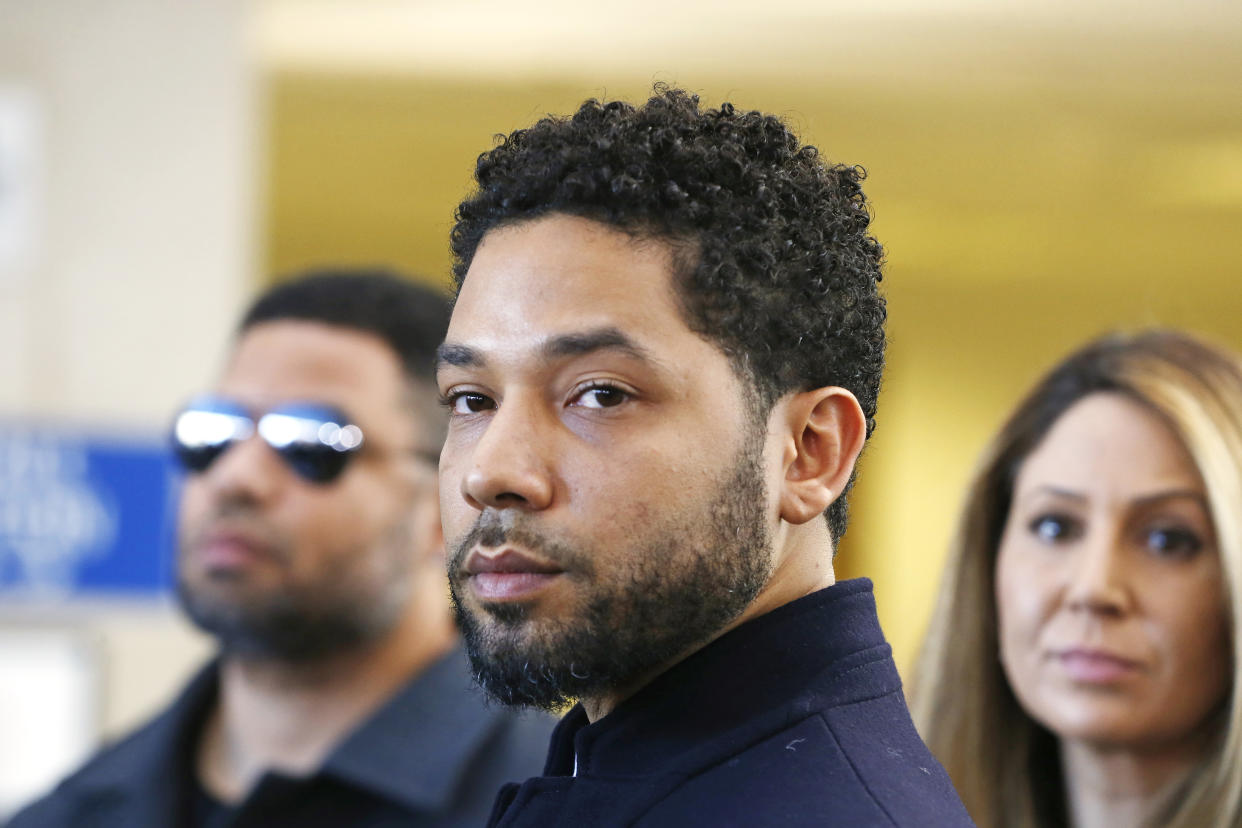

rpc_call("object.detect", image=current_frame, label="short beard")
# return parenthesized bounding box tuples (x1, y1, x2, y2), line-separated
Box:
(176, 514, 412, 665)
(448, 433, 772, 711)
(178, 578, 406, 664)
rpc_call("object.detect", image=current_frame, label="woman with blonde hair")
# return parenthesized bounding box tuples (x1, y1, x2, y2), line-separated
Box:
(913, 330, 1242, 828)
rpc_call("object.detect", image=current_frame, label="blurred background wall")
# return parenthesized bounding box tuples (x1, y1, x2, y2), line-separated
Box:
(2, 0, 1240, 814)
(0, 0, 250, 812)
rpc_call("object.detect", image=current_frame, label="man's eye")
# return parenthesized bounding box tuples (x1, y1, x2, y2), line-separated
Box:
(572, 385, 629, 409)
(446, 393, 495, 415)
(1145, 526, 1204, 558)
(1028, 514, 1079, 544)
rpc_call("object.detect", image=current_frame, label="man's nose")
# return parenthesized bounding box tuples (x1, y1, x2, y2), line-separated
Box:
(461, 396, 555, 513)
(199, 434, 284, 505)
(1063, 528, 1131, 617)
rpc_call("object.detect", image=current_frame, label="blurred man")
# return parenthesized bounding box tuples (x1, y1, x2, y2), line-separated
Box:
(437, 89, 973, 826)
(10, 272, 553, 828)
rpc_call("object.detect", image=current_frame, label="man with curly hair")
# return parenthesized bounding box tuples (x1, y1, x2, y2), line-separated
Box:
(438, 88, 972, 826)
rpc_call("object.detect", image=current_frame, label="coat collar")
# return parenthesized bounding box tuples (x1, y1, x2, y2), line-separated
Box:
(549, 578, 899, 778)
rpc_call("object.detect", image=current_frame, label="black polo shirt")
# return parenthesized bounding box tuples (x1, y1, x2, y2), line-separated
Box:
(8, 647, 554, 828)
(487, 579, 974, 827)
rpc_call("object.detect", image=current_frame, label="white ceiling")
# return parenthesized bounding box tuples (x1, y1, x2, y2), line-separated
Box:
(252, 0, 1242, 79)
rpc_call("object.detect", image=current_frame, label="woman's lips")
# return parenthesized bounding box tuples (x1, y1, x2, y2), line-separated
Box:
(1055, 648, 1143, 684)
(464, 548, 564, 601)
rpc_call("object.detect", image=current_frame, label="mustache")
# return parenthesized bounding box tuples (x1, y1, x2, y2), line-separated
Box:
(448, 511, 592, 576)
(180, 499, 291, 564)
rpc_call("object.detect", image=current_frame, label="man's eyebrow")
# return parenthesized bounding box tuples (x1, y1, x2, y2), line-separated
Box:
(435, 343, 482, 370)
(436, 327, 658, 373)
(542, 327, 653, 362)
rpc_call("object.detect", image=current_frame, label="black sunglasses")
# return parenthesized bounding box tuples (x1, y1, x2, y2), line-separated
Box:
(171, 396, 366, 484)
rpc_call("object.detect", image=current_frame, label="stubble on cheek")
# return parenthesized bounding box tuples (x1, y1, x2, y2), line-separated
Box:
(449, 436, 773, 711)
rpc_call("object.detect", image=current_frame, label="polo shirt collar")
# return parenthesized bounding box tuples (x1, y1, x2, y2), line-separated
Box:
(320, 646, 514, 813)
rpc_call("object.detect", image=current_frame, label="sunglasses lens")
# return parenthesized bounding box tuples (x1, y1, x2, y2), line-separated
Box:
(258, 407, 364, 485)
(173, 441, 229, 473)
(170, 400, 363, 484)
(280, 444, 353, 484)
(171, 405, 254, 473)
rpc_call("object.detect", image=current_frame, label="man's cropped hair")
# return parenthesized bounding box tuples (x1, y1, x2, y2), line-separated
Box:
(450, 86, 886, 541)
(242, 268, 451, 388)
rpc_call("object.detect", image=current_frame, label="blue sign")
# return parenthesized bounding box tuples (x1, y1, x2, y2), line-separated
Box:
(0, 424, 178, 598)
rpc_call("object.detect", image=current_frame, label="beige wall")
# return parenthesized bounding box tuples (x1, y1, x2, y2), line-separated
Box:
(0, 0, 253, 810)
(1, 0, 254, 424)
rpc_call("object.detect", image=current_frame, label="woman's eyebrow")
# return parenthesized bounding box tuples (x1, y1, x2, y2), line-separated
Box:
(1014, 486, 1209, 509)
(1129, 489, 1208, 508)
(1018, 485, 1088, 504)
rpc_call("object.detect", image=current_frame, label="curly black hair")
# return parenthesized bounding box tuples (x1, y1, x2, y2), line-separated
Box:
(450, 87, 886, 542)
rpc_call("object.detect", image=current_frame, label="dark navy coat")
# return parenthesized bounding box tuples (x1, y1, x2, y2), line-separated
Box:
(8, 647, 553, 828)
(488, 579, 974, 827)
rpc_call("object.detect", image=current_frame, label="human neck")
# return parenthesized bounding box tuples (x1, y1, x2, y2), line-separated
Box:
(1059, 735, 1208, 828)
(197, 608, 456, 802)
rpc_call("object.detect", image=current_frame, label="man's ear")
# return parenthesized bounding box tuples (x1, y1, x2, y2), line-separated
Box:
(776, 387, 867, 525)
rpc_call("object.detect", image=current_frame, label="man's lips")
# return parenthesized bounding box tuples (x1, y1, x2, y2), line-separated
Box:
(193, 530, 277, 571)
(463, 548, 564, 601)
(1052, 647, 1144, 684)
(464, 548, 562, 575)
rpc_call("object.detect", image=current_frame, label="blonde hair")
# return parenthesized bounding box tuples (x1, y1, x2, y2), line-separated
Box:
(912, 330, 1242, 828)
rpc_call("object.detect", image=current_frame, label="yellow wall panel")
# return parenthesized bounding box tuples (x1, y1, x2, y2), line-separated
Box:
(266, 68, 1242, 674)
